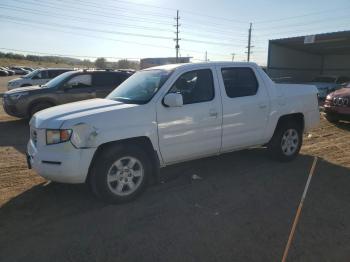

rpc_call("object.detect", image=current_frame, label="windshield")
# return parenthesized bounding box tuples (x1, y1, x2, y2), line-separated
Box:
(311, 76, 336, 83)
(42, 71, 76, 88)
(23, 69, 40, 79)
(107, 69, 173, 104)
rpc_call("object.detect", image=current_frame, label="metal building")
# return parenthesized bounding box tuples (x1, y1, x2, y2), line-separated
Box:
(267, 30, 350, 82)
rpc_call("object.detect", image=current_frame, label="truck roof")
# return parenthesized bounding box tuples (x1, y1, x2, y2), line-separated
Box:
(146, 62, 259, 71)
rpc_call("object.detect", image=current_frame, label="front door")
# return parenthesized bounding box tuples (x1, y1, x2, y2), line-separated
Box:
(157, 68, 222, 164)
(32, 70, 49, 86)
(58, 74, 95, 103)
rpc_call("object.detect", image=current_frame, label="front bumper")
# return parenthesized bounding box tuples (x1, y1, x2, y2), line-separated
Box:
(27, 138, 96, 184)
(324, 104, 350, 120)
(2, 96, 27, 118)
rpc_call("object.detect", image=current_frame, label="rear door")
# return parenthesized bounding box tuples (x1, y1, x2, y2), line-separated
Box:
(157, 67, 223, 164)
(93, 72, 124, 98)
(217, 66, 270, 152)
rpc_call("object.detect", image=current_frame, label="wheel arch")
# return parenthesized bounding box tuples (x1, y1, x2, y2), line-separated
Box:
(268, 113, 305, 144)
(27, 98, 57, 116)
(86, 136, 160, 185)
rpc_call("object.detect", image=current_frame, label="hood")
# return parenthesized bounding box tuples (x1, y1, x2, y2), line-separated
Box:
(30, 98, 139, 129)
(6, 85, 44, 94)
(8, 78, 22, 83)
(330, 87, 350, 97)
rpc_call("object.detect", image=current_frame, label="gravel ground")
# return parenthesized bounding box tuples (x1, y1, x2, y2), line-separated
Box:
(0, 107, 350, 262)
(0, 75, 18, 94)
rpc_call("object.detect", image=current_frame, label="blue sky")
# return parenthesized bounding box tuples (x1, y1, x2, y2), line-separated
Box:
(1, 0, 350, 65)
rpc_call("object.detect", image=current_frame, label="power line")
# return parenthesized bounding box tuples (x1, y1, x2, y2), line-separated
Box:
(15, 0, 248, 36)
(1, 3, 249, 43)
(14, 0, 174, 26)
(0, 4, 173, 33)
(1, 18, 233, 59)
(0, 15, 173, 40)
(90, 0, 249, 24)
(1, 14, 244, 47)
(255, 5, 350, 24)
(255, 14, 350, 31)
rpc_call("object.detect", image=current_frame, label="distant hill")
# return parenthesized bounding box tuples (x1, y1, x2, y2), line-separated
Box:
(0, 51, 140, 70)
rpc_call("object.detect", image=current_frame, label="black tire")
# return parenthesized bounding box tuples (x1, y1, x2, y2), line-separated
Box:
(268, 120, 303, 162)
(89, 144, 152, 203)
(29, 102, 53, 118)
(325, 113, 339, 124)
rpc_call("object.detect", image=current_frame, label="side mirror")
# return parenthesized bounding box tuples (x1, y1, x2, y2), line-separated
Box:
(163, 93, 183, 107)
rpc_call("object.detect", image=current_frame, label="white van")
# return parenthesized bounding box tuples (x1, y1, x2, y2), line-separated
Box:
(7, 68, 72, 90)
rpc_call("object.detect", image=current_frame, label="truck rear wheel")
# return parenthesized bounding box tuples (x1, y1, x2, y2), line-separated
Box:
(89, 144, 151, 203)
(268, 121, 302, 162)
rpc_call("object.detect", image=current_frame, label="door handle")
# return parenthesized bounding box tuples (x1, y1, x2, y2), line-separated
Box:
(209, 109, 218, 117)
(259, 104, 267, 109)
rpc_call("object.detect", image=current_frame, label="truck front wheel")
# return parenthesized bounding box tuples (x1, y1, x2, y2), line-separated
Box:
(89, 144, 151, 203)
(268, 121, 302, 162)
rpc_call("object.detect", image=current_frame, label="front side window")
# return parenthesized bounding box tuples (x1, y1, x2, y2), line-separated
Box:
(221, 67, 258, 98)
(107, 69, 173, 104)
(65, 74, 92, 88)
(168, 69, 214, 104)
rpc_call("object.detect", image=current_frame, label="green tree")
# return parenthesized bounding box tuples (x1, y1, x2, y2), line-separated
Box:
(95, 57, 107, 69)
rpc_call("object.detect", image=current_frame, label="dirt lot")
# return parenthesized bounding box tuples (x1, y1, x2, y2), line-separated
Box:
(0, 75, 18, 94)
(0, 106, 350, 261)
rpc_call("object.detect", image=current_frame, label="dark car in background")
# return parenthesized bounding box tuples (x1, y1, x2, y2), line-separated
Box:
(0, 68, 9, 76)
(9, 66, 29, 75)
(324, 82, 350, 123)
(305, 75, 350, 100)
(2, 67, 15, 75)
(7, 68, 73, 90)
(3, 69, 133, 118)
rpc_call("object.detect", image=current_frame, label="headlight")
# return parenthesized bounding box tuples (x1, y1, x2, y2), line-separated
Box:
(326, 94, 332, 100)
(9, 92, 28, 100)
(46, 129, 72, 145)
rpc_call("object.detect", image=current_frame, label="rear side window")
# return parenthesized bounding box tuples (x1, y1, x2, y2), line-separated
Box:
(48, 70, 63, 78)
(221, 67, 258, 98)
(168, 69, 214, 105)
(93, 73, 122, 87)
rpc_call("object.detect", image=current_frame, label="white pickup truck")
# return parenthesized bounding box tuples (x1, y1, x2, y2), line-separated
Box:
(27, 62, 320, 203)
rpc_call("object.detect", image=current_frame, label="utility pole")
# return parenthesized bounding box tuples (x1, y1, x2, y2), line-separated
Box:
(205, 51, 208, 62)
(231, 53, 235, 61)
(247, 22, 253, 62)
(174, 10, 180, 63)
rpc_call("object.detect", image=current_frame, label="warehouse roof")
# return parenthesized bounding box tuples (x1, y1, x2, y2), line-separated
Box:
(269, 30, 350, 55)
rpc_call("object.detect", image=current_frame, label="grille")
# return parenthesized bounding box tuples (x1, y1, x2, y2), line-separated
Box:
(332, 97, 349, 107)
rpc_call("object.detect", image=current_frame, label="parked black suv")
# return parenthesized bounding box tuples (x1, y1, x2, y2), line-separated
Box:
(3, 70, 133, 118)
